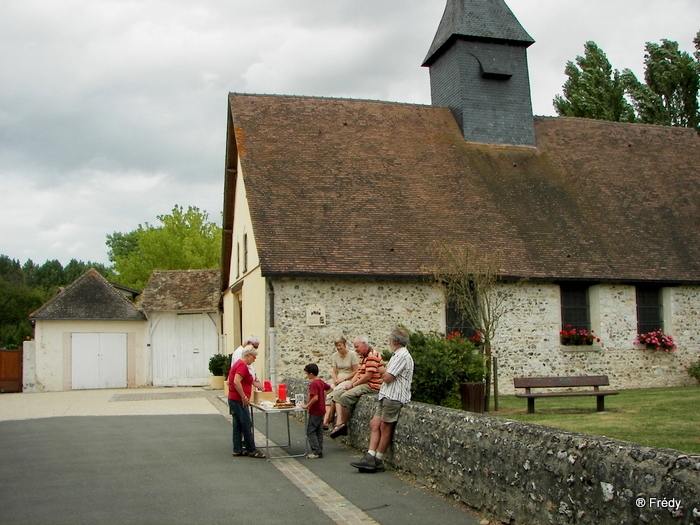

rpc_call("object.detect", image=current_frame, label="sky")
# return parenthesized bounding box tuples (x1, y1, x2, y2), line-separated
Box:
(2, 0, 699, 267)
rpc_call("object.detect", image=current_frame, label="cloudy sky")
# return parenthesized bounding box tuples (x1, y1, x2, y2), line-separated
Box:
(2, 0, 699, 267)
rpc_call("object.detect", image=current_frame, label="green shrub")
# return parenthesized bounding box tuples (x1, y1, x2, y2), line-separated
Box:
(685, 356, 700, 385)
(400, 330, 485, 407)
(208, 354, 227, 376)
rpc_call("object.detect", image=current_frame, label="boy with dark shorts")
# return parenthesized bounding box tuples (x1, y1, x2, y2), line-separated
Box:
(301, 363, 331, 459)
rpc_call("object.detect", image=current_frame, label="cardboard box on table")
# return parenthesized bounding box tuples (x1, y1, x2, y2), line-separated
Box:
(253, 391, 276, 404)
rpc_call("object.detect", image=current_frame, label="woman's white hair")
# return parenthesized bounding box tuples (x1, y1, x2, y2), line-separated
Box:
(241, 344, 258, 357)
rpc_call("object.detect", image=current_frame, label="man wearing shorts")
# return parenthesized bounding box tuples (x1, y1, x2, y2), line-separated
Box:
(329, 336, 383, 438)
(351, 326, 414, 472)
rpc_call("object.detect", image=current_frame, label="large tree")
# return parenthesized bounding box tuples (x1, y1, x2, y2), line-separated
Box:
(554, 32, 700, 131)
(553, 41, 636, 122)
(621, 37, 700, 130)
(106, 205, 221, 289)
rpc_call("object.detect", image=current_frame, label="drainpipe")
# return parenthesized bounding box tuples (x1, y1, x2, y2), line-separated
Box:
(267, 279, 276, 387)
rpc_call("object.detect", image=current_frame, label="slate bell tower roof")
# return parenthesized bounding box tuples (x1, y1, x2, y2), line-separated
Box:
(422, 0, 534, 66)
(423, 0, 536, 146)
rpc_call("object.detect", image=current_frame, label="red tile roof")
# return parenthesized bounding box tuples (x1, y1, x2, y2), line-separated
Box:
(223, 94, 700, 284)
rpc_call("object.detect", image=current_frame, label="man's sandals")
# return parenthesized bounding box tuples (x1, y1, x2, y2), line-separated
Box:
(329, 424, 348, 439)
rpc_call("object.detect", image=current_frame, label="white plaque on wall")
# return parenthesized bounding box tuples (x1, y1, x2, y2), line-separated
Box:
(306, 304, 326, 326)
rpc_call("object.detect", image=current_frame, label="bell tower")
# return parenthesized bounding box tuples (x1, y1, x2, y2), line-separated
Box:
(422, 0, 536, 146)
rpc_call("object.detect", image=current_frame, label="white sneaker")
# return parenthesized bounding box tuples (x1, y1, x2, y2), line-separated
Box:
(307, 453, 322, 459)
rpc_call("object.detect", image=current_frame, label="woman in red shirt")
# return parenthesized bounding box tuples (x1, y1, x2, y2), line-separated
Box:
(228, 345, 266, 458)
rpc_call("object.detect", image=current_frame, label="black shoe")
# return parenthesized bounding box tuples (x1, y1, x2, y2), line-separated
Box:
(350, 453, 377, 471)
(374, 457, 385, 472)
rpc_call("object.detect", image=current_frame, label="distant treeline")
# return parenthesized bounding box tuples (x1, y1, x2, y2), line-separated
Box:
(0, 255, 112, 348)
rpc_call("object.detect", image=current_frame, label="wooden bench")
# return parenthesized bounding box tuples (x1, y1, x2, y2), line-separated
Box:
(513, 375, 619, 414)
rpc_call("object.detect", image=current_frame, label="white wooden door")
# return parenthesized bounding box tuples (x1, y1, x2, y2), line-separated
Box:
(152, 313, 218, 386)
(71, 333, 127, 390)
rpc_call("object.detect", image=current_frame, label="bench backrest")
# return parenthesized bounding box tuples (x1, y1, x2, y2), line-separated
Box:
(513, 375, 610, 389)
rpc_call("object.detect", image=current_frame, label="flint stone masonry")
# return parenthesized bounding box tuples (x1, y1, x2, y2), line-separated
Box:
(285, 378, 700, 525)
(271, 277, 443, 381)
(276, 279, 699, 394)
(493, 282, 699, 394)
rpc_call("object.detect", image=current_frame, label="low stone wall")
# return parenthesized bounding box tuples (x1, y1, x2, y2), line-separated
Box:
(285, 378, 700, 525)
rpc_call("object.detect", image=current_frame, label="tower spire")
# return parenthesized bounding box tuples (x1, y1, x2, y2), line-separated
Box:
(423, 0, 536, 146)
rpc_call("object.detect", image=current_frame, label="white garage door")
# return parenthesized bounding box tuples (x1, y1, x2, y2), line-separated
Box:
(152, 313, 218, 386)
(71, 333, 127, 390)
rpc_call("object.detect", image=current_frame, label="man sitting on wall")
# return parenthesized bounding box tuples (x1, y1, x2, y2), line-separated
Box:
(329, 335, 383, 438)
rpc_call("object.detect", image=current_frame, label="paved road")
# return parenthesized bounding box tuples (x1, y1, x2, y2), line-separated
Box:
(0, 388, 484, 525)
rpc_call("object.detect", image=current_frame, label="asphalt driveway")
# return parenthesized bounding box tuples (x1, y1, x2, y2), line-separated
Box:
(0, 389, 483, 525)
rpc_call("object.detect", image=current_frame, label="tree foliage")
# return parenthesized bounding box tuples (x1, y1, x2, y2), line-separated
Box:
(554, 41, 636, 122)
(621, 38, 700, 129)
(106, 205, 221, 290)
(0, 204, 221, 346)
(554, 32, 700, 131)
(0, 255, 111, 348)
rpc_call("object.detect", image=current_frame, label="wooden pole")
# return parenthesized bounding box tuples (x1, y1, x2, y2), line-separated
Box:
(493, 356, 499, 411)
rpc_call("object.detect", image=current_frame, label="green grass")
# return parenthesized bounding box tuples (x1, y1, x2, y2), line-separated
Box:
(485, 386, 700, 454)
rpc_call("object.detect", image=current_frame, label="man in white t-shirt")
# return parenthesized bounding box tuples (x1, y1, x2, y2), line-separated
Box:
(231, 335, 264, 391)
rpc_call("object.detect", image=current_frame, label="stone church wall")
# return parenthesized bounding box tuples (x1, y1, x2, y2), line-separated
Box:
(271, 277, 443, 382)
(272, 277, 700, 392)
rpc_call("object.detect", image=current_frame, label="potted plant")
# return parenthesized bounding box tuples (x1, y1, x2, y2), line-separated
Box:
(397, 330, 486, 411)
(222, 354, 232, 395)
(208, 354, 227, 389)
(633, 330, 676, 352)
(447, 332, 487, 413)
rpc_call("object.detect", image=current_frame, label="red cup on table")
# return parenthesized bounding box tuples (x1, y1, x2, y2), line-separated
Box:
(277, 384, 287, 401)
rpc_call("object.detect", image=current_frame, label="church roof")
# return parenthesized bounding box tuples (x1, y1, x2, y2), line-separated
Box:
(223, 93, 700, 285)
(30, 269, 146, 321)
(422, 0, 534, 66)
